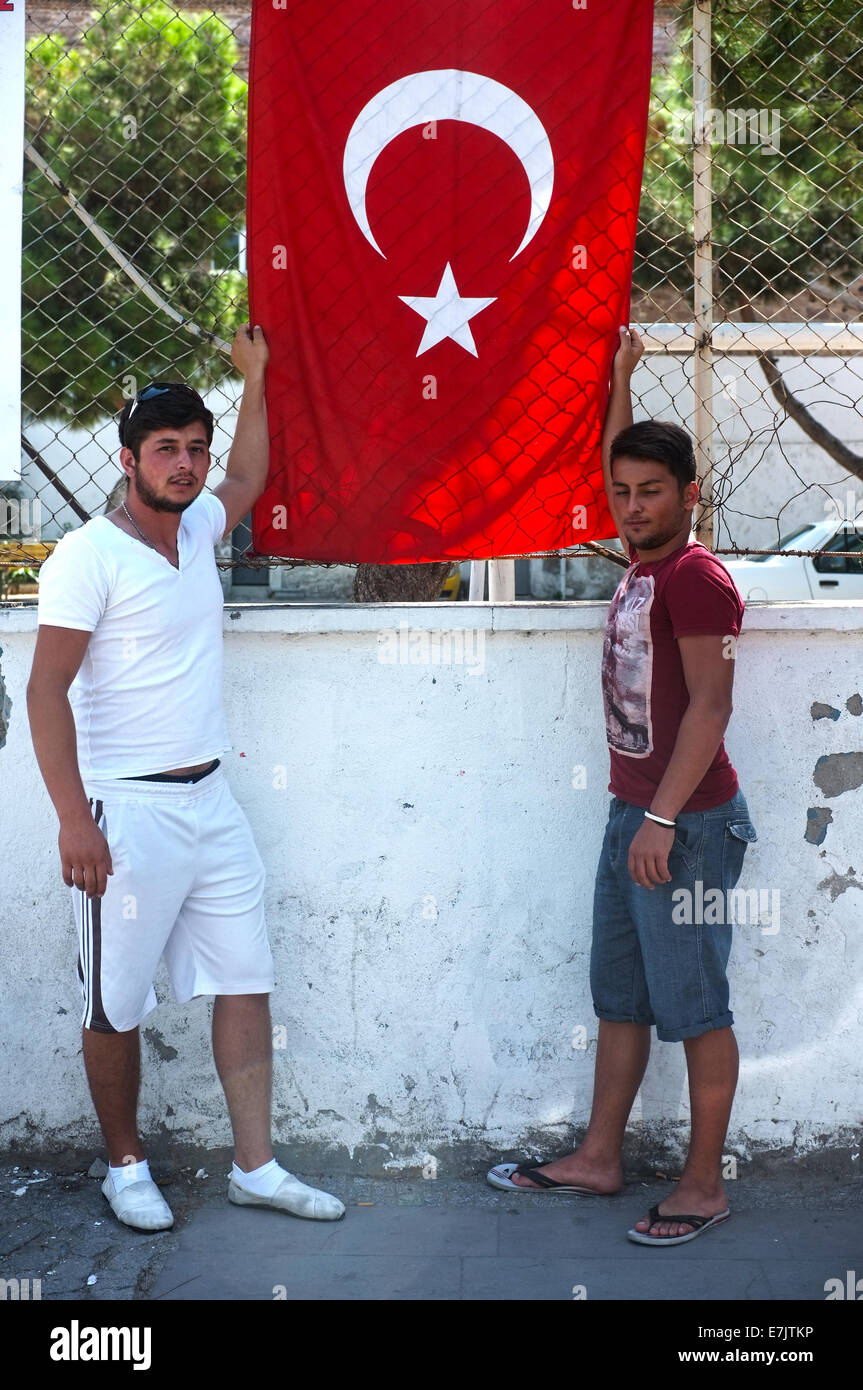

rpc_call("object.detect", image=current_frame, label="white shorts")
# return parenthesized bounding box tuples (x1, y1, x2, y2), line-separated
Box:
(72, 764, 274, 1033)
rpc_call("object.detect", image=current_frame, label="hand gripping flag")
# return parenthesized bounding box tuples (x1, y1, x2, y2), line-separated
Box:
(248, 0, 654, 563)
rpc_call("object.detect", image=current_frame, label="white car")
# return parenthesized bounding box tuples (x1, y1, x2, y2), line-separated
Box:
(720, 520, 863, 600)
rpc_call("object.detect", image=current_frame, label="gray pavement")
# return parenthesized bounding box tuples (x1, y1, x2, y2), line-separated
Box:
(2, 1157, 861, 1302)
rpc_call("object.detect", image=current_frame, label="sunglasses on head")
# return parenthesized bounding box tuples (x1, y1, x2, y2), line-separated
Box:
(123, 382, 207, 443)
(126, 382, 205, 419)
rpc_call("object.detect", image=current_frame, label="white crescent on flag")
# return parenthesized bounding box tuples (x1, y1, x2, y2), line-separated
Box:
(342, 69, 555, 262)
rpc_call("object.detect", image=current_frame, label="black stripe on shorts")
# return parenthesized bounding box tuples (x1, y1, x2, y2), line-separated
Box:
(80, 798, 116, 1034)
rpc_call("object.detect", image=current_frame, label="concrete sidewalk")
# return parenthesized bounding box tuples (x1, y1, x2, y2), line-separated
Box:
(2, 1159, 860, 1301)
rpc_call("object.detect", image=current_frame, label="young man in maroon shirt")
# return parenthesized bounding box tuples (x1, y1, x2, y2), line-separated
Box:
(488, 326, 757, 1245)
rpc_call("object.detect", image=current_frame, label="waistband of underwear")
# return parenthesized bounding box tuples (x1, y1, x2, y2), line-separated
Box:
(119, 758, 221, 785)
(84, 760, 226, 803)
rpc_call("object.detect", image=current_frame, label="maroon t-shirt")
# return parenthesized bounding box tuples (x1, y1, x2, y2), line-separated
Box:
(602, 540, 744, 811)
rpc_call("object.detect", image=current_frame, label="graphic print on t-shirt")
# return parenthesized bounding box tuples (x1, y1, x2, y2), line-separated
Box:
(602, 568, 655, 757)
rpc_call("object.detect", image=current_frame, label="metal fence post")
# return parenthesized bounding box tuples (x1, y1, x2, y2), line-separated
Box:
(692, 0, 715, 550)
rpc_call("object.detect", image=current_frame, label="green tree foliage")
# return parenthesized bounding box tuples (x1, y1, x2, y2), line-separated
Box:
(637, 0, 863, 311)
(24, 2, 247, 425)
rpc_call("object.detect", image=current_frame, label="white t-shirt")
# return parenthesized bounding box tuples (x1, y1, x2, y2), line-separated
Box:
(36, 491, 231, 780)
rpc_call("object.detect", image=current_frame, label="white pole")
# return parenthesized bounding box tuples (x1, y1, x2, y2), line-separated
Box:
(693, 0, 715, 549)
(0, 5, 25, 480)
(488, 559, 515, 601)
(468, 560, 487, 600)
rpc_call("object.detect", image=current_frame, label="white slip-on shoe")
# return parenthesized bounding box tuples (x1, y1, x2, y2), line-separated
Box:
(228, 1172, 345, 1221)
(101, 1175, 174, 1231)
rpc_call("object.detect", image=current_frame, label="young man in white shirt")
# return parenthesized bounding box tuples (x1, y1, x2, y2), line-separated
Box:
(27, 325, 344, 1230)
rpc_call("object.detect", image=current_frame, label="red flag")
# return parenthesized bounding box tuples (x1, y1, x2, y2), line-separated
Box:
(248, 0, 654, 563)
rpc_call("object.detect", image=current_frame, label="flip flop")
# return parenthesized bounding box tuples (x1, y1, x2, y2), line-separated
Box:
(486, 1161, 616, 1195)
(626, 1203, 731, 1245)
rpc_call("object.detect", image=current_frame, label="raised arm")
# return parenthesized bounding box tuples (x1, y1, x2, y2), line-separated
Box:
(214, 322, 271, 536)
(601, 325, 644, 548)
(27, 625, 113, 897)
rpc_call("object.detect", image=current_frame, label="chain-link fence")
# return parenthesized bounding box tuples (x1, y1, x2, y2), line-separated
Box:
(634, 0, 863, 588)
(3, 0, 863, 598)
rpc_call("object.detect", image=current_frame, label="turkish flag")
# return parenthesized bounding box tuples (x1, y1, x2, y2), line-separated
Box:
(248, 0, 654, 563)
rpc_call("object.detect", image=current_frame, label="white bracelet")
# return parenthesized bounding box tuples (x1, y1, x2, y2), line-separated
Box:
(644, 810, 677, 828)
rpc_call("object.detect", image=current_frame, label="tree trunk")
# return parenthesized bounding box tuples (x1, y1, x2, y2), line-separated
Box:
(353, 562, 455, 602)
(758, 352, 863, 482)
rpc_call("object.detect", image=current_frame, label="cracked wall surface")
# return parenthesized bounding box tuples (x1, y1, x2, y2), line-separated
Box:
(806, 693, 863, 850)
(0, 646, 11, 750)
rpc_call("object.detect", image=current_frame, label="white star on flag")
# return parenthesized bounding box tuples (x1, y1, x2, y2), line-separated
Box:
(399, 263, 496, 357)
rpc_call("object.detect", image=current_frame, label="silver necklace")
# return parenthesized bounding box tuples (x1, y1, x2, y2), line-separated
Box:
(122, 501, 158, 551)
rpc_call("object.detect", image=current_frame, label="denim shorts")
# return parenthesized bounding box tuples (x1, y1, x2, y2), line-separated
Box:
(590, 789, 757, 1042)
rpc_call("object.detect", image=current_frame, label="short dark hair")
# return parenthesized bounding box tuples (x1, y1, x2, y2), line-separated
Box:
(610, 420, 696, 490)
(117, 382, 214, 461)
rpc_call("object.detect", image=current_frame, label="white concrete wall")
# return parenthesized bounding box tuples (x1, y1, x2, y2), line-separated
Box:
(2, 601, 862, 1171)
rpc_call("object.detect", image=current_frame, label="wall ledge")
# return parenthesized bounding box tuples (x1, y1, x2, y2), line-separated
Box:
(3, 597, 863, 636)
